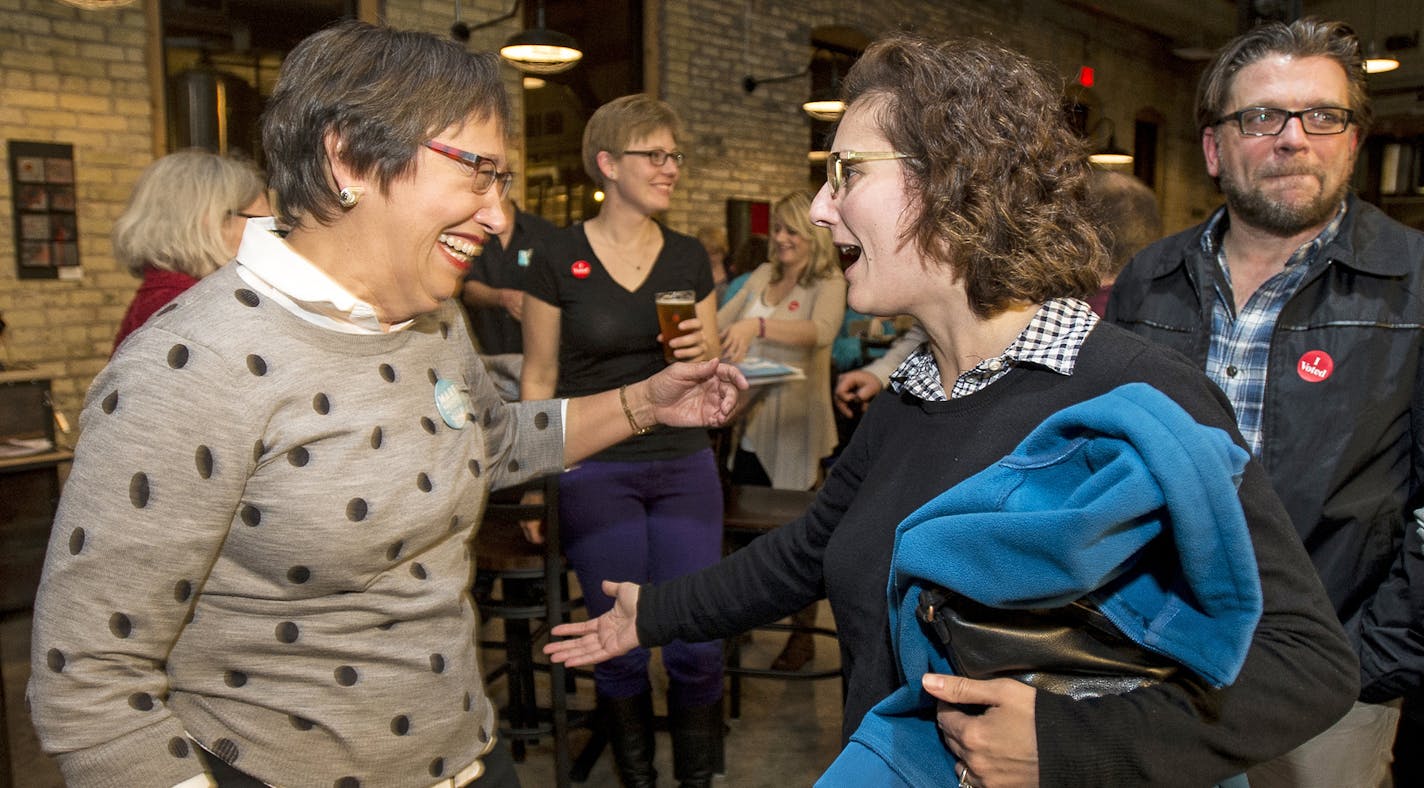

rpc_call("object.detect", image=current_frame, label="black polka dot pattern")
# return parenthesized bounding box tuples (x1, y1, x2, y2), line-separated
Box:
(30, 298, 560, 785)
(336, 777, 360, 788)
(507, 459, 520, 473)
(129, 473, 150, 508)
(155, 302, 180, 319)
(440, 322, 450, 339)
(196, 446, 214, 478)
(213, 738, 239, 762)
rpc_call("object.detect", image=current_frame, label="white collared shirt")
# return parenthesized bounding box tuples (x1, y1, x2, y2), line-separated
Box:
(232, 217, 413, 334)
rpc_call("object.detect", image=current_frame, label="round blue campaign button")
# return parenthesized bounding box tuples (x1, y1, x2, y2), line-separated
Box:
(434, 378, 472, 429)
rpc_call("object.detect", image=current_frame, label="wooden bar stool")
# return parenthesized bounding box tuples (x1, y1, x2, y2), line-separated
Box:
(474, 475, 587, 787)
(721, 484, 845, 719)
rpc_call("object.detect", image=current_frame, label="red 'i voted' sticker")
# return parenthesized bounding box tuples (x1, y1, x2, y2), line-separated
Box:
(788, 300, 801, 312)
(571, 260, 591, 279)
(1297, 350, 1333, 383)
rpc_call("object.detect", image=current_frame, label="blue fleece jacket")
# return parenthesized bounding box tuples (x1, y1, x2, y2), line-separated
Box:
(818, 382, 1261, 787)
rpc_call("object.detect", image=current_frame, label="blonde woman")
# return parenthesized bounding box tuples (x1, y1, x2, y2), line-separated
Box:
(111, 150, 269, 352)
(718, 190, 845, 491)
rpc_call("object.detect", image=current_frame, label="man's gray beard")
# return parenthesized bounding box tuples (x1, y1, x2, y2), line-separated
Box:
(1221, 168, 1350, 237)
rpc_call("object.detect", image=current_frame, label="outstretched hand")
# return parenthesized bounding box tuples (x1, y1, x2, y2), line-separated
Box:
(923, 673, 1040, 788)
(545, 581, 643, 666)
(643, 358, 748, 429)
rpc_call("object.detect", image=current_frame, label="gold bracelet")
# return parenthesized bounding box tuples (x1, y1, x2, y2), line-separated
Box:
(619, 384, 653, 435)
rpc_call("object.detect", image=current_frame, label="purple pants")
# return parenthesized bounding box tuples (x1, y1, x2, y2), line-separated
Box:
(558, 448, 724, 707)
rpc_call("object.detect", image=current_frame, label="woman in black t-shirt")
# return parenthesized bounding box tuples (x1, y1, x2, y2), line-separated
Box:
(520, 94, 723, 788)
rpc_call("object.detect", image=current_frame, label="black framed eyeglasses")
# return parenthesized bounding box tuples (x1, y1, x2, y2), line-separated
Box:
(622, 149, 686, 167)
(423, 140, 516, 197)
(1212, 106, 1355, 136)
(825, 151, 910, 195)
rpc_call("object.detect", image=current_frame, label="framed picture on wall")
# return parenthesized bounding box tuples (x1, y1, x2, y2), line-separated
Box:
(9, 140, 80, 280)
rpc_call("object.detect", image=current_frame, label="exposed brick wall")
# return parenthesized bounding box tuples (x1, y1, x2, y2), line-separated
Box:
(0, 0, 153, 435)
(0, 0, 1219, 446)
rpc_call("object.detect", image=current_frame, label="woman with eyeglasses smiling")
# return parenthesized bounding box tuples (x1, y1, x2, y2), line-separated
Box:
(520, 94, 726, 788)
(110, 149, 269, 353)
(27, 23, 744, 788)
(547, 34, 1354, 788)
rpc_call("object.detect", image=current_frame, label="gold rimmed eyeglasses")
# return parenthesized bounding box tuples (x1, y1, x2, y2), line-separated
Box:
(825, 151, 910, 194)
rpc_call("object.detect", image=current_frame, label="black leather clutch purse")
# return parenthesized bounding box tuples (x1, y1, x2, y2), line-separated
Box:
(916, 585, 1178, 700)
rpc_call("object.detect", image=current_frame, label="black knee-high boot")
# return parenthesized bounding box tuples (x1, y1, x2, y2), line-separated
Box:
(670, 699, 723, 788)
(602, 692, 657, 788)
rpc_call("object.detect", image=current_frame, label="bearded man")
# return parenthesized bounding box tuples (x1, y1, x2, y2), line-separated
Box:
(1108, 17, 1424, 788)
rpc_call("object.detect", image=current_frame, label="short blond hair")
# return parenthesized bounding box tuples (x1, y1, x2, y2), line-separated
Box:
(581, 94, 682, 187)
(112, 150, 266, 278)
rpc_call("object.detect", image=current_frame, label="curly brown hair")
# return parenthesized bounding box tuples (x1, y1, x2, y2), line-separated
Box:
(841, 34, 1103, 318)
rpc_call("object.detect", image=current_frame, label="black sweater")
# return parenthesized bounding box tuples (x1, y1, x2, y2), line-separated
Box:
(639, 323, 1356, 786)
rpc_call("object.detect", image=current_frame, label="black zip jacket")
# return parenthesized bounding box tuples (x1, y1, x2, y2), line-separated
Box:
(1107, 194, 1424, 702)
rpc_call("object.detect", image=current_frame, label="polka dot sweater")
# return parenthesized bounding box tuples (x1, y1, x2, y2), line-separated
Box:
(27, 264, 564, 788)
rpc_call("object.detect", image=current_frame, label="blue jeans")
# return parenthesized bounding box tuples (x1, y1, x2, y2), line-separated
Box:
(558, 448, 724, 708)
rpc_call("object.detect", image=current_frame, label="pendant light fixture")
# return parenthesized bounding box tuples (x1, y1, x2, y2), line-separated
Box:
(1362, 0, 1401, 74)
(56, 0, 137, 8)
(1086, 118, 1133, 166)
(450, 0, 582, 75)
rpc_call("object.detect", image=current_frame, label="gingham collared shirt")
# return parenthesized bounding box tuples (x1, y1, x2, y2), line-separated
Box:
(888, 297, 1099, 400)
(1202, 202, 1346, 456)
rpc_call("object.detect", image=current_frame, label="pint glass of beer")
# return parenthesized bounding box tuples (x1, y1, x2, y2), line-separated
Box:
(655, 290, 696, 363)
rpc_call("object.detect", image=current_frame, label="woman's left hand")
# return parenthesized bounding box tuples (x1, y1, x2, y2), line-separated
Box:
(663, 316, 708, 361)
(719, 318, 759, 363)
(642, 358, 748, 428)
(923, 673, 1040, 788)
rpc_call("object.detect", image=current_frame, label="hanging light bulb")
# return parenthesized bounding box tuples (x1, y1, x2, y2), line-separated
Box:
(56, 0, 137, 7)
(499, 0, 582, 75)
